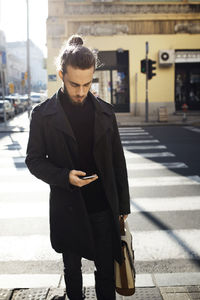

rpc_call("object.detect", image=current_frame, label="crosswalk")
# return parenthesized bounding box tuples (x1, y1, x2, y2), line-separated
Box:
(119, 126, 200, 269)
(0, 126, 200, 297)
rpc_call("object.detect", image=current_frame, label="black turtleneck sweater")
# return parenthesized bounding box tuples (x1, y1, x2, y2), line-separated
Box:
(59, 89, 109, 214)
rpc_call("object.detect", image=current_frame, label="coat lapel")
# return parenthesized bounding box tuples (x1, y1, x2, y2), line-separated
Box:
(42, 90, 113, 151)
(90, 92, 113, 148)
(42, 90, 76, 142)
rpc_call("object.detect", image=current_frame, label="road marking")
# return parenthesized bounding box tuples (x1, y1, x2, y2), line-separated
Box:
(120, 132, 150, 136)
(1, 195, 199, 219)
(128, 175, 200, 187)
(0, 157, 25, 167)
(124, 151, 175, 158)
(184, 126, 200, 133)
(131, 196, 200, 212)
(127, 162, 188, 170)
(0, 235, 59, 261)
(119, 127, 143, 131)
(0, 168, 28, 175)
(121, 135, 154, 140)
(0, 230, 199, 261)
(0, 182, 49, 193)
(0, 202, 49, 219)
(124, 145, 167, 150)
(132, 229, 200, 261)
(122, 139, 159, 144)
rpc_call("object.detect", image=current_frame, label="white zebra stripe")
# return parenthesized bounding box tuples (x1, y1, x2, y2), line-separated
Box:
(0, 202, 49, 219)
(0, 182, 49, 193)
(124, 151, 175, 158)
(127, 162, 188, 170)
(184, 126, 200, 133)
(1, 195, 199, 219)
(0, 230, 199, 261)
(122, 139, 159, 144)
(120, 132, 149, 136)
(124, 145, 167, 150)
(128, 175, 200, 187)
(132, 229, 200, 261)
(119, 127, 143, 131)
(131, 196, 200, 212)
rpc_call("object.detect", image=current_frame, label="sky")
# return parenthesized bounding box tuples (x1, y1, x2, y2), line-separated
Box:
(0, 0, 48, 56)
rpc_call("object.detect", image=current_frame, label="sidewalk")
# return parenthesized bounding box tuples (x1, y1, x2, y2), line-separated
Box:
(0, 111, 200, 133)
(115, 112, 200, 127)
(0, 272, 200, 299)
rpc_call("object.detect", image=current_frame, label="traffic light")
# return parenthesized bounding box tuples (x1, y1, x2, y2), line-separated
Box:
(141, 59, 146, 74)
(148, 59, 156, 80)
(9, 83, 14, 94)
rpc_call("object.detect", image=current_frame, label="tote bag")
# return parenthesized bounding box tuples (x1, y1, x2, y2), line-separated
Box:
(115, 217, 136, 296)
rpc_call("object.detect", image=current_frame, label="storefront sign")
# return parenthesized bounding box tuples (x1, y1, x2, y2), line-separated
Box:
(175, 51, 200, 63)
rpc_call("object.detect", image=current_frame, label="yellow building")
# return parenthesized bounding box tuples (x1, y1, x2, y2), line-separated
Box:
(47, 0, 200, 116)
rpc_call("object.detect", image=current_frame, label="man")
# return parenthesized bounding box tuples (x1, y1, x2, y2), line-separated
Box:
(26, 35, 130, 300)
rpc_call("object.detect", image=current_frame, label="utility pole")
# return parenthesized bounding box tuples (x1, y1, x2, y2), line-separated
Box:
(26, 0, 31, 117)
(145, 41, 149, 122)
(0, 51, 7, 125)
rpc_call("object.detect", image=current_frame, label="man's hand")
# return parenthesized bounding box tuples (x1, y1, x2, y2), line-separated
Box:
(69, 170, 98, 187)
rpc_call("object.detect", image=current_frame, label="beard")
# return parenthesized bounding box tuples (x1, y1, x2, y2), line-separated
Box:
(62, 85, 87, 106)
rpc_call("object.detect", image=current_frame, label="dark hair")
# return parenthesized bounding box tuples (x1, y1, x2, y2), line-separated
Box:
(57, 35, 98, 75)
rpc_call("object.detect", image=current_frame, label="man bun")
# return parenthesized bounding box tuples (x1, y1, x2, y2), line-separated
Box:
(67, 35, 83, 47)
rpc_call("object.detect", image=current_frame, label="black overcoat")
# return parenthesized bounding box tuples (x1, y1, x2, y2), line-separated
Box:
(26, 89, 130, 263)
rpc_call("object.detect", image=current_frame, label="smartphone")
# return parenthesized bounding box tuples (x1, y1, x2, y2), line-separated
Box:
(81, 175, 97, 180)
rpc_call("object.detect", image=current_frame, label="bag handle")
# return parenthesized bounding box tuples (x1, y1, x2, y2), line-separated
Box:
(119, 216, 125, 236)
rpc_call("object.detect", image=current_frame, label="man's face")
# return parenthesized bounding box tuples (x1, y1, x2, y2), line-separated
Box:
(59, 65, 94, 104)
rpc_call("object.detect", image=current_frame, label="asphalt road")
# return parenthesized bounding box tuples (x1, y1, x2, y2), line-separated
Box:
(0, 121, 200, 278)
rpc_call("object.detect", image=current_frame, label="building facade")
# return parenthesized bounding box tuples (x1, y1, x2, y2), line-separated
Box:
(6, 41, 47, 94)
(47, 0, 200, 115)
(0, 30, 7, 96)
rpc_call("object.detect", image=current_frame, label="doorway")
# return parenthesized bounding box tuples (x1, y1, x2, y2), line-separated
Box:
(175, 63, 200, 111)
(91, 51, 130, 112)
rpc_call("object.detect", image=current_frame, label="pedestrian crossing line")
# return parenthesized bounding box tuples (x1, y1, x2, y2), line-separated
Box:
(3, 174, 199, 193)
(0, 235, 59, 261)
(127, 162, 188, 170)
(0, 168, 28, 175)
(0, 156, 25, 165)
(4, 174, 199, 191)
(0, 202, 49, 219)
(124, 151, 175, 158)
(119, 127, 143, 131)
(120, 132, 150, 136)
(184, 126, 200, 133)
(122, 139, 159, 144)
(0, 182, 49, 193)
(128, 175, 200, 187)
(2, 195, 199, 219)
(124, 145, 167, 150)
(132, 229, 200, 261)
(0, 230, 200, 262)
(130, 196, 200, 212)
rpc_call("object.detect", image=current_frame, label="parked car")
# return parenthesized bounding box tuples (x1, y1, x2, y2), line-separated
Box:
(0, 100, 15, 120)
(31, 92, 41, 103)
(5, 95, 24, 114)
(19, 95, 29, 111)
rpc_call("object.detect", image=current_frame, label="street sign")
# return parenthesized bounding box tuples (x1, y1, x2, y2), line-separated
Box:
(0, 51, 7, 66)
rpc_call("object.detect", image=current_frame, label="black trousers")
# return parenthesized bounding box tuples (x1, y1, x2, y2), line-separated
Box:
(62, 210, 116, 300)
